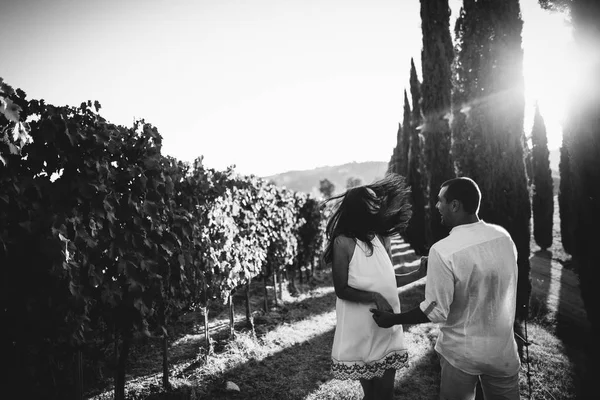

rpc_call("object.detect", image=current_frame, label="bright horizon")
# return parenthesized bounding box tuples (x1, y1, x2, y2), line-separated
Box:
(1, 0, 573, 177)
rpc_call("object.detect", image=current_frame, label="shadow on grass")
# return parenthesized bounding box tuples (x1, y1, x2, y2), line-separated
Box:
(108, 279, 432, 399)
(197, 323, 440, 400)
(395, 348, 439, 400)
(199, 326, 337, 399)
(528, 252, 591, 398)
(191, 282, 431, 399)
(84, 276, 339, 398)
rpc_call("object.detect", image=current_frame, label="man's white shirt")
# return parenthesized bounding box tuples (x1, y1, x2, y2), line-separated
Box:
(419, 221, 521, 377)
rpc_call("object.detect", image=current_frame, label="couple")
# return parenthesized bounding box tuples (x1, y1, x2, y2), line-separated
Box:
(324, 175, 521, 400)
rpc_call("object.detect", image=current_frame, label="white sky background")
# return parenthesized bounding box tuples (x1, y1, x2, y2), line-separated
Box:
(1, 0, 572, 177)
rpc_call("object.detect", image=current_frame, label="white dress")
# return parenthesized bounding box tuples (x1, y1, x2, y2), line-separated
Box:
(331, 236, 409, 380)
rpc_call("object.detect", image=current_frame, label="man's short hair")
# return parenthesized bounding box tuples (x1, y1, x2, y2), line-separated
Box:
(441, 177, 481, 214)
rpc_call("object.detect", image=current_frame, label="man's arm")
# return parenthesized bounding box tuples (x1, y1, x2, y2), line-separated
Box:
(370, 306, 430, 328)
(395, 256, 428, 287)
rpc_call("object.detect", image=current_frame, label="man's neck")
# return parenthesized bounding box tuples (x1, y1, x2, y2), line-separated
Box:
(453, 215, 480, 228)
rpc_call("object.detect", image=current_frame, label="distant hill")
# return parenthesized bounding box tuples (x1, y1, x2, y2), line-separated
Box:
(263, 161, 389, 197)
(264, 150, 561, 198)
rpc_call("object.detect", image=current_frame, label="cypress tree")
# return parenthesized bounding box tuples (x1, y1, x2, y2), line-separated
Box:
(558, 140, 573, 254)
(398, 90, 412, 177)
(451, 0, 480, 178)
(388, 123, 403, 175)
(452, 0, 531, 321)
(523, 138, 534, 187)
(546, 0, 600, 392)
(531, 103, 554, 250)
(420, 0, 454, 245)
(387, 152, 396, 174)
(404, 59, 428, 255)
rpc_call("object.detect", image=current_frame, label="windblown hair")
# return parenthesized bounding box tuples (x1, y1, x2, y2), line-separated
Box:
(322, 173, 412, 264)
(441, 177, 481, 214)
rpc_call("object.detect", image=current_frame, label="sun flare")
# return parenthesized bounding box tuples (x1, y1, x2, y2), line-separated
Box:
(523, 6, 576, 149)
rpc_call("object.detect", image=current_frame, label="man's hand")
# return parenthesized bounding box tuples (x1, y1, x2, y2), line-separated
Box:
(372, 292, 393, 312)
(370, 308, 397, 328)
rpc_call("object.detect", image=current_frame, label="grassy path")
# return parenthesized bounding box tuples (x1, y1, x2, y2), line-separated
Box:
(88, 236, 582, 400)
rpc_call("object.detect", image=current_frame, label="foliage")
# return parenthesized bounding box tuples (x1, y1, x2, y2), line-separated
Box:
(399, 91, 411, 178)
(0, 78, 328, 399)
(531, 104, 554, 250)
(420, 0, 454, 246)
(558, 142, 573, 254)
(387, 123, 403, 175)
(451, 0, 531, 320)
(538, 0, 573, 12)
(404, 59, 428, 255)
(345, 176, 362, 189)
(559, 0, 600, 393)
(318, 178, 335, 199)
(296, 195, 327, 279)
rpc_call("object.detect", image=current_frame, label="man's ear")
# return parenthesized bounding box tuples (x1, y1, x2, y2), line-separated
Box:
(451, 199, 460, 212)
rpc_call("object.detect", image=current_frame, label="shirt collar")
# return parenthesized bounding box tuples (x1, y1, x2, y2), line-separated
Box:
(449, 220, 484, 235)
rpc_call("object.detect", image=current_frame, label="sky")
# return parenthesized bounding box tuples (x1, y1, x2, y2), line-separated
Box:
(0, 0, 573, 177)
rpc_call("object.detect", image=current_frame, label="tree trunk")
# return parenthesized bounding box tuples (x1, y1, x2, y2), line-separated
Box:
(201, 278, 212, 359)
(228, 293, 235, 339)
(273, 272, 279, 307)
(244, 283, 255, 335)
(289, 264, 302, 296)
(277, 271, 283, 301)
(202, 306, 212, 358)
(288, 266, 297, 296)
(74, 350, 83, 400)
(114, 333, 131, 400)
(113, 326, 119, 400)
(263, 274, 269, 312)
(162, 334, 169, 389)
(159, 301, 170, 390)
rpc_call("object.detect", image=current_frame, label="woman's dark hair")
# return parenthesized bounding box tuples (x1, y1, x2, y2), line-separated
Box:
(441, 177, 481, 214)
(322, 173, 412, 264)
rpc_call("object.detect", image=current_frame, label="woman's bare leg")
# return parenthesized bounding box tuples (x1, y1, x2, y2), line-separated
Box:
(373, 369, 396, 400)
(360, 378, 374, 400)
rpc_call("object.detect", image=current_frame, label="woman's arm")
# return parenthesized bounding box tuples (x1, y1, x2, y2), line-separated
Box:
(332, 235, 392, 311)
(395, 256, 428, 287)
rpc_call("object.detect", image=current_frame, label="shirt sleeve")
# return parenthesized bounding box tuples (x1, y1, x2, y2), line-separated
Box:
(419, 246, 454, 323)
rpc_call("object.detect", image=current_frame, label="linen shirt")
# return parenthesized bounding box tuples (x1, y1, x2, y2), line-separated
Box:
(419, 221, 521, 377)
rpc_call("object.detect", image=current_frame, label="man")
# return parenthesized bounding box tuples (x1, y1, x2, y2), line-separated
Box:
(371, 177, 521, 400)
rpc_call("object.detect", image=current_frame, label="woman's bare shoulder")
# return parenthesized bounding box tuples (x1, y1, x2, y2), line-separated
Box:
(334, 235, 356, 251)
(333, 235, 356, 263)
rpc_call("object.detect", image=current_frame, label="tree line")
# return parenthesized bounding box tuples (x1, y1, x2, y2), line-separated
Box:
(386, 0, 598, 395)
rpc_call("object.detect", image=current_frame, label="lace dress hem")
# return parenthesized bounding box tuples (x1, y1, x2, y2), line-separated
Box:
(331, 349, 409, 380)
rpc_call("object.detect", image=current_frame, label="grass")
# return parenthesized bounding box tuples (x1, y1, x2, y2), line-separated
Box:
(86, 270, 583, 400)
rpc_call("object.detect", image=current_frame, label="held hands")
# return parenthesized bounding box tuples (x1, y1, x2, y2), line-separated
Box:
(419, 256, 428, 278)
(372, 292, 393, 312)
(370, 308, 396, 328)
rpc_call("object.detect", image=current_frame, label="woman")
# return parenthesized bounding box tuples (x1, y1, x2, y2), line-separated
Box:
(323, 173, 426, 400)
